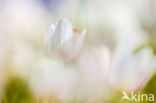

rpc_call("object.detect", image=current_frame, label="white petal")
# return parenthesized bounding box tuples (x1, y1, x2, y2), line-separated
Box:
(60, 19, 73, 45)
(53, 19, 73, 47)
(59, 35, 76, 59)
(109, 46, 154, 91)
(73, 28, 87, 56)
(51, 21, 62, 48)
(44, 23, 55, 47)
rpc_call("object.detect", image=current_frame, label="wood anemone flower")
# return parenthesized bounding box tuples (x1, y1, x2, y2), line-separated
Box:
(44, 18, 87, 61)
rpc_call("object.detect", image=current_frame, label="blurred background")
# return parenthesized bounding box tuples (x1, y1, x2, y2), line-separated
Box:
(0, 0, 156, 103)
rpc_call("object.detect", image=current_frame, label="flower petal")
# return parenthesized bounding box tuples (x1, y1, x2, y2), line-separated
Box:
(53, 19, 73, 48)
(72, 28, 87, 56)
(44, 23, 55, 48)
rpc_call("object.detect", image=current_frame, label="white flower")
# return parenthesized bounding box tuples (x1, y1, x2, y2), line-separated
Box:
(75, 46, 110, 100)
(45, 19, 87, 61)
(30, 58, 77, 101)
(12, 40, 36, 77)
(109, 45, 155, 91)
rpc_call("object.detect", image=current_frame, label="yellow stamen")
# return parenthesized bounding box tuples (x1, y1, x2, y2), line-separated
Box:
(73, 28, 80, 35)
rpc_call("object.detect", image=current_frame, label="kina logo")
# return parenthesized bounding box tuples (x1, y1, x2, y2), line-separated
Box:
(121, 91, 154, 102)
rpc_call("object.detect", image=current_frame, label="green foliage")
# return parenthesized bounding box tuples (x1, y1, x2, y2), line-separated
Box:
(133, 44, 148, 54)
(1, 77, 36, 103)
(141, 74, 156, 103)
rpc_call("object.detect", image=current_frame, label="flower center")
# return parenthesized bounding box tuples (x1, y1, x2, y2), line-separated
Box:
(73, 28, 80, 35)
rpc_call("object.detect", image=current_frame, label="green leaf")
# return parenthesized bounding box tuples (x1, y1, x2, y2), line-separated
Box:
(1, 77, 36, 103)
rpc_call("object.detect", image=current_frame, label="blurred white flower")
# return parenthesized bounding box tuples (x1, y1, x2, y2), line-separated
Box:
(3, 0, 46, 41)
(31, 45, 110, 101)
(45, 19, 87, 61)
(109, 45, 155, 91)
(75, 46, 110, 100)
(11, 40, 36, 77)
(0, 31, 9, 68)
(31, 58, 77, 101)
